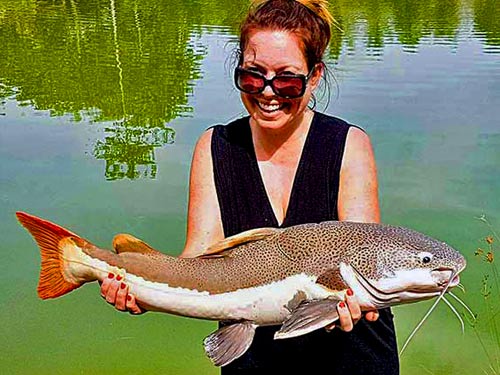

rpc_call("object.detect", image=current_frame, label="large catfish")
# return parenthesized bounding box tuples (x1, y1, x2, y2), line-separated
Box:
(16, 211, 466, 366)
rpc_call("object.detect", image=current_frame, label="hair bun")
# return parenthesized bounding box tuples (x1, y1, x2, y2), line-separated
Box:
(295, 0, 334, 26)
(251, 0, 335, 27)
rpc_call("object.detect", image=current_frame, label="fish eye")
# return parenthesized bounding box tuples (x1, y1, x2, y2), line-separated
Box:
(418, 252, 433, 264)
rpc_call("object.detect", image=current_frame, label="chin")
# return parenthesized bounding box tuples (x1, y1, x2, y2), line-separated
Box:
(251, 111, 290, 130)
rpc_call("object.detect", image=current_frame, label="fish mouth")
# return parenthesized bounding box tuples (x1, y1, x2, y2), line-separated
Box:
(431, 267, 461, 288)
(351, 266, 444, 308)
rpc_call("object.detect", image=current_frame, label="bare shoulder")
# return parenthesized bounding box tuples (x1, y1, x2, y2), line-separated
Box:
(344, 126, 374, 160)
(194, 127, 214, 154)
(190, 128, 215, 183)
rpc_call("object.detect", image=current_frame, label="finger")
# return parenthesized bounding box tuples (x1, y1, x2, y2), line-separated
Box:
(100, 273, 115, 298)
(365, 310, 380, 322)
(126, 294, 144, 315)
(337, 301, 353, 332)
(114, 282, 128, 311)
(345, 289, 362, 324)
(105, 277, 121, 304)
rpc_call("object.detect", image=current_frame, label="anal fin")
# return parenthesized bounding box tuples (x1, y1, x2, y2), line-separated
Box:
(203, 321, 257, 367)
(274, 298, 341, 340)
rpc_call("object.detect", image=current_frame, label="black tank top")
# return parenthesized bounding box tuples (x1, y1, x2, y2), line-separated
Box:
(211, 112, 399, 374)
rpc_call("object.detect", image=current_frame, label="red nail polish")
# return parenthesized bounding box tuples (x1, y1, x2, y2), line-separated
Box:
(127, 295, 132, 301)
(339, 301, 346, 308)
(108, 273, 114, 279)
(347, 288, 353, 296)
(116, 275, 122, 281)
(120, 283, 126, 289)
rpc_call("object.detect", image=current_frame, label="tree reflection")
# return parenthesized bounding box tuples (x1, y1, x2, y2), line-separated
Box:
(474, 0, 500, 51)
(0, 0, 498, 179)
(0, 0, 247, 180)
(94, 120, 175, 180)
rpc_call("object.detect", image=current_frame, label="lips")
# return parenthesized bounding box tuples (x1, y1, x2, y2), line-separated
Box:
(256, 100, 285, 113)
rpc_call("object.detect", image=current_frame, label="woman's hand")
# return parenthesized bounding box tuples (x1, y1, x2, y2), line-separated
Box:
(327, 289, 379, 332)
(100, 273, 145, 315)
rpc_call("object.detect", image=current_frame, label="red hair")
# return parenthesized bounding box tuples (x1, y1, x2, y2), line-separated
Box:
(238, 0, 333, 70)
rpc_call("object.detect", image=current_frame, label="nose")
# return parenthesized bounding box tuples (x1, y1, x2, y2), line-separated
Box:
(261, 82, 275, 97)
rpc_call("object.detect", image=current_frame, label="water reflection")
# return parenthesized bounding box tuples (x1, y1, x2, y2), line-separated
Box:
(94, 121, 176, 180)
(0, 0, 498, 179)
(474, 0, 500, 53)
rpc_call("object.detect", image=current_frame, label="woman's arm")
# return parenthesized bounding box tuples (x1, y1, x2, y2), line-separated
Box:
(338, 126, 380, 224)
(181, 128, 225, 258)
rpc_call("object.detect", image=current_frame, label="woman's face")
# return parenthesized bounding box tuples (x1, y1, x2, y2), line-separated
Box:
(240, 30, 322, 131)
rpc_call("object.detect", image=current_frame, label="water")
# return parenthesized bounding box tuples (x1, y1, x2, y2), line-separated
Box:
(1, 0, 499, 374)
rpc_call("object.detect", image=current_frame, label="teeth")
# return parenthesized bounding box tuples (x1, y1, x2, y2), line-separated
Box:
(258, 102, 282, 112)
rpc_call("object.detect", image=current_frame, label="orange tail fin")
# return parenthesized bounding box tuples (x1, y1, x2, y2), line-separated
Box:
(16, 211, 83, 299)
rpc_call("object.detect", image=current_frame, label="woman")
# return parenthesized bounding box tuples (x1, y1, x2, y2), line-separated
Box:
(101, 0, 399, 373)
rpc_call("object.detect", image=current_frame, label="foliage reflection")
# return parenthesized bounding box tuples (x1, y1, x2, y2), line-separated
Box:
(0, 0, 498, 179)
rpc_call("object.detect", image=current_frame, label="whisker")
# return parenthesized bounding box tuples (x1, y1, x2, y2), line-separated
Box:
(400, 272, 457, 356)
(448, 291, 476, 322)
(442, 296, 464, 333)
(400, 292, 443, 355)
(456, 283, 466, 293)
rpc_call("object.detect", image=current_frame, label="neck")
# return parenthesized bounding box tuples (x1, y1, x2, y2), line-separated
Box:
(250, 109, 314, 162)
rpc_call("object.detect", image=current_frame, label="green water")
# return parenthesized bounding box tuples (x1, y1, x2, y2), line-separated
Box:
(1, 0, 499, 374)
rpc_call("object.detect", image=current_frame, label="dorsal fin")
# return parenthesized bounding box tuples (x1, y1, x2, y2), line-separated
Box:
(198, 227, 280, 258)
(112, 233, 160, 255)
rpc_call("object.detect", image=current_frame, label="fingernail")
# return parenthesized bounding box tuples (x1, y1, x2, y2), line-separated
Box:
(339, 301, 346, 309)
(116, 275, 122, 281)
(127, 295, 132, 301)
(108, 273, 114, 279)
(346, 288, 353, 296)
(120, 283, 126, 289)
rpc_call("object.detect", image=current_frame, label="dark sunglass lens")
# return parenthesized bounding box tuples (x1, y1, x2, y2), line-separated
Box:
(237, 70, 265, 94)
(273, 76, 304, 98)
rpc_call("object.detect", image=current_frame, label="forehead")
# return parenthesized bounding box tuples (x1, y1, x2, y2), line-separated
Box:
(243, 30, 306, 70)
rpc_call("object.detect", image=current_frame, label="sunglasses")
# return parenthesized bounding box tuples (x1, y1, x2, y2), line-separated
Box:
(234, 66, 315, 99)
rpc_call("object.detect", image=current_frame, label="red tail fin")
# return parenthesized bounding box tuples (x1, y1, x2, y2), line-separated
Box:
(16, 211, 83, 299)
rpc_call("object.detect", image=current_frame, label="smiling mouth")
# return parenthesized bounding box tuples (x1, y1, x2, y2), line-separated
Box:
(256, 100, 285, 113)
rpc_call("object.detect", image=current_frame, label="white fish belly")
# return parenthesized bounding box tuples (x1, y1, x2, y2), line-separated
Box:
(65, 249, 334, 325)
(127, 273, 334, 325)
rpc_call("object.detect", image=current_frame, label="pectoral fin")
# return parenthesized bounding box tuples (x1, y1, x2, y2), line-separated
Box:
(204, 322, 258, 367)
(274, 298, 341, 340)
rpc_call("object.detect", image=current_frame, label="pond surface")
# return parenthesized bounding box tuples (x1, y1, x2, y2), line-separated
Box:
(1, 0, 499, 374)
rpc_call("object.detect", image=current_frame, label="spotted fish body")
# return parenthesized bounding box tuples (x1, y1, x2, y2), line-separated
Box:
(16, 212, 466, 367)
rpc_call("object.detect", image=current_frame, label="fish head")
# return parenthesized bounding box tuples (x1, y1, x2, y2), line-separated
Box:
(343, 224, 466, 307)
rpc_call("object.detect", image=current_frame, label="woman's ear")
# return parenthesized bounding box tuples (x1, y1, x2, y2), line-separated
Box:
(310, 62, 324, 89)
